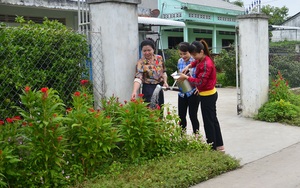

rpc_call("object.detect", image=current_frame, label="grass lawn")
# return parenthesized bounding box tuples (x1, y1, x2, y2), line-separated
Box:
(76, 149, 240, 188)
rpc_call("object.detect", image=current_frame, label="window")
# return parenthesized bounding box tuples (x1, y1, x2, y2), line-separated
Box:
(196, 38, 212, 48)
(168, 37, 183, 49)
(222, 39, 234, 47)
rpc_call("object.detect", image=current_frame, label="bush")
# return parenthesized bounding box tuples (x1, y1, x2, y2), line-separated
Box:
(214, 49, 236, 87)
(256, 72, 300, 123)
(257, 99, 299, 122)
(269, 41, 300, 88)
(164, 49, 180, 86)
(0, 81, 213, 187)
(0, 17, 89, 119)
(269, 55, 300, 88)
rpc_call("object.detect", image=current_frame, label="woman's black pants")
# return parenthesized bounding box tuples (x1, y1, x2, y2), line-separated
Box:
(178, 93, 200, 134)
(200, 92, 224, 150)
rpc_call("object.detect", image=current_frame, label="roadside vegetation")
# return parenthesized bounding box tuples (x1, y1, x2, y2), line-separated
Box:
(0, 81, 240, 187)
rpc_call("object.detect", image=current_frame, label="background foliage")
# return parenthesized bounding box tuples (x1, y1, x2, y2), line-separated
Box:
(0, 17, 89, 119)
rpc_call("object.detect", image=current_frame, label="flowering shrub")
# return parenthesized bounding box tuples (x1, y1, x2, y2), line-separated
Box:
(257, 72, 300, 122)
(269, 71, 291, 102)
(16, 87, 70, 187)
(66, 86, 121, 177)
(0, 80, 210, 187)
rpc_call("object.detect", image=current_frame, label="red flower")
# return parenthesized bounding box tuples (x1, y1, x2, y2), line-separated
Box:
(66, 108, 73, 113)
(156, 104, 161, 110)
(119, 104, 123, 107)
(89, 108, 95, 112)
(0, 120, 4, 125)
(11, 116, 21, 121)
(41, 87, 48, 93)
(138, 93, 144, 97)
(80, 80, 89, 85)
(74, 91, 81, 97)
(25, 86, 31, 93)
(29, 122, 33, 127)
(22, 122, 27, 126)
(57, 136, 63, 142)
(167, 111, 171, 115)
(6, 118, 13, 123)
(124, 100, 127, 104)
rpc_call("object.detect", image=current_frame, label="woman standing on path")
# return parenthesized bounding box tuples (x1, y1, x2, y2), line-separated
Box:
(178, 40, 224, 151)
(131, 39, 168, 108)
(177, 42, 200, 135)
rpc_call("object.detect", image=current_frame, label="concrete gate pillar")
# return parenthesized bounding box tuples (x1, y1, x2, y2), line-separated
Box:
(87, 0, 141, 106)
(237, 14, 269, 117)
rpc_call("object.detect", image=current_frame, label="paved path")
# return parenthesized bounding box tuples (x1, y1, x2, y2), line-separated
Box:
(164, 88, 300, 188)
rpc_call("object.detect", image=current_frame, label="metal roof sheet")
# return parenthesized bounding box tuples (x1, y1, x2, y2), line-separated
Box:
(138, 17, 186, 27)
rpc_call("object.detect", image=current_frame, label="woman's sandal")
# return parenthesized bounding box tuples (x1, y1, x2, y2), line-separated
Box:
(216, 146, 225, 153)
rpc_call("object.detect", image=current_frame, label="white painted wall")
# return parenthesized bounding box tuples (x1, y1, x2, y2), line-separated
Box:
(238, 14, 269, 117)
(88, 1, 140, 105)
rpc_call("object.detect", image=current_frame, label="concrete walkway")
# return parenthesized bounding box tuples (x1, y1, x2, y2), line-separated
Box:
(164, 88, 300, 188)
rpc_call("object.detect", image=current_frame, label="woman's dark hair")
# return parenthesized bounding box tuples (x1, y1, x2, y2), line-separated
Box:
(178, 42, 190, 52)
(141, 39, 155, 50)
(188, 39, 211, 58)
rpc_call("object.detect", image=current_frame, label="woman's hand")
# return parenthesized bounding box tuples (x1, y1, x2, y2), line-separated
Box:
(163, 82, 169, 88)
(181, 65, 190, 74)
(131, 92, 136, 100)
(177, 73, 189, 82)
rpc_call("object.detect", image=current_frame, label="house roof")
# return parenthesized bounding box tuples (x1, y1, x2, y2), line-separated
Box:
(178, 0, 244, 12)
(138, 17, 185, 27)
(281, 12, 300, 25)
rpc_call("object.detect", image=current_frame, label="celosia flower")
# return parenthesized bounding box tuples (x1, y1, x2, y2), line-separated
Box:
(74, 91, 81, 97)
(57, 136, 63, 142)
(66, 108, 72, 113)
(138, 93, 144, 97)
(41, 87, 48, 93)
(25, 86, 31, 93)
(0, 120, 4, 125)
(80, 80, 89, 85)
(12, 116, 21, 121)
(124, 100, 127, 104)
(6, 118, 13, 123)
(156, 104, 161, 110)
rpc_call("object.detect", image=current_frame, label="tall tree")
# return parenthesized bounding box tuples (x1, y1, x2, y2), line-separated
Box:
(231, 0, 244, 7)
(261, 5, 289, 25)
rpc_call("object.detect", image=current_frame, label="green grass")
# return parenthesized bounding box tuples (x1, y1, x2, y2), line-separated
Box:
(76, 150, 240, 188)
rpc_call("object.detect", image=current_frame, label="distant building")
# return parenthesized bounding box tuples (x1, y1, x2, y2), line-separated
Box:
(0, 0, 79, 29)
(0, 0, 244, 53)
(271, 12, 300, 42)
(158, 0, 244, 53)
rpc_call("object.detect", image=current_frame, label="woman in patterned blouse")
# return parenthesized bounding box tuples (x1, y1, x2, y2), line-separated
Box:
(131, 39, 169, 108)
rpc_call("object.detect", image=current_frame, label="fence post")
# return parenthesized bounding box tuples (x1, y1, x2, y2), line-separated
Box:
(87, 0, 141, 106)
(237, 14, 269, 117)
